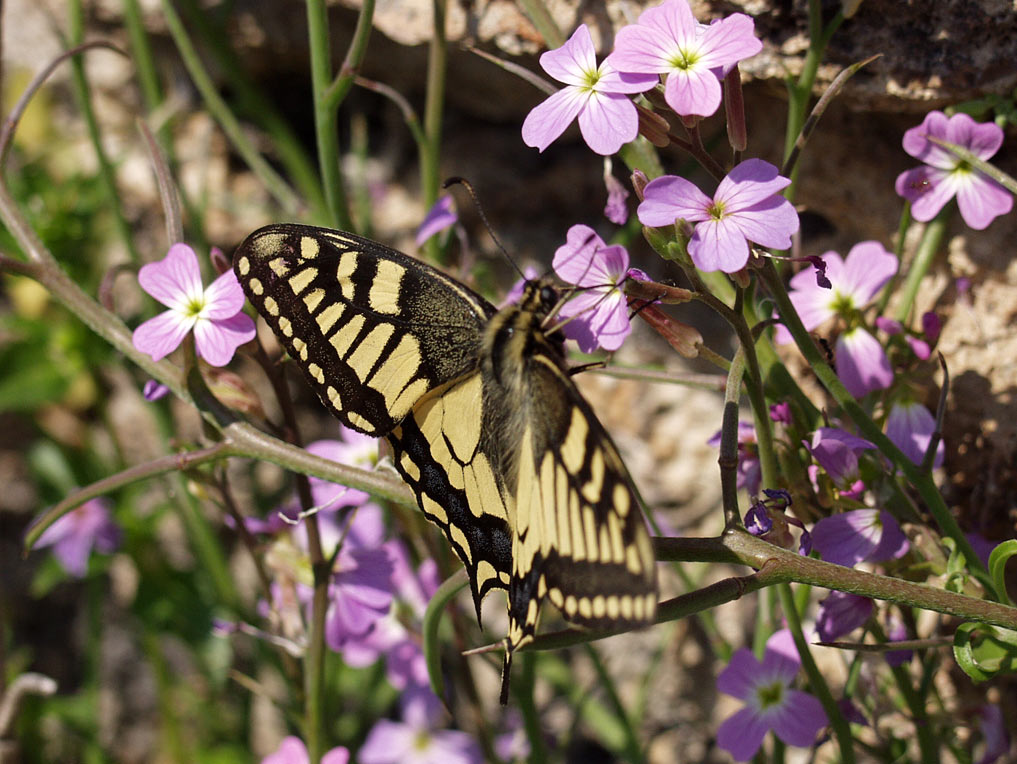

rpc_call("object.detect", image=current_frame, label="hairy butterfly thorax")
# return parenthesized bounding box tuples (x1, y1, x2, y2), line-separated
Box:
(233, 223, 658, 704)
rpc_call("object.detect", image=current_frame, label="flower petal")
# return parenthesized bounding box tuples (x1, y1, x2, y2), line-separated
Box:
(688, 217, 750, 272)
(716, 648, 762, 699)
(138, 243, 204, 309)
(553, 225, 608, 284)
(133, 310, 194, 361)
(812, 509, 884, 567)
(539, 24, 596, 86)
(663, 65, 722, 117)
(637, 175, 712, 226)
(724, 195, 798, 250)
(837, 241, 897, 305)
(696, 13, 762, 69)
(955, 174, 1013, 230)
(203, 268, 248, 319)
(770, 690, 828, 746)
(193, 312, 256, 366)
(716, 706, 770, 762)
(521, 86, 586, 152)
(886, 401, 942, 468)
(835, 327, 893, 398)
(715, 159, 790, 211)
(577, 91, 639, 155)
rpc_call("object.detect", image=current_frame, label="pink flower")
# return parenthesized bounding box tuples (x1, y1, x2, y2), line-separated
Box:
(522, 25, 657, 155)
(715, 629, 827, 761)
(895, 110, 1013, 230)
(886, 401, 944, 469)
(637, 159, 798, 272)
(552, 224, 644, 352)
(359, 689, 482, 764)
(261, 736, 349, 764)
(603, 160, 630, 224)
(132, 243, 255, 366)
(33, 498, 121, 577)
(775, 241, 897, 344)
(607, 0, 761, 118)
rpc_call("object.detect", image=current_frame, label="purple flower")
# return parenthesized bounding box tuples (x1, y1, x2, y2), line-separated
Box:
(895, 111, 1013, 230)
(325, 544, 394, 651)
(359, 689, 483, 764)
(553, 224, 644, 352)
(886, 401, 943, 469)
(261, 736, 349, 764)
(416, 196, 458, 246)
(815, 590, 872, 642)
(716, 629, 827, 761)
(132, 243, 256, 366)
(805, 427, 876, 497)
(33, 498, 121, 577)
(608, 0, 762, 118)
(812, 509, 909, 568)
(777, 241, 897, 342)
(638, 159, 798, 272)
(521, 25, 657, 155)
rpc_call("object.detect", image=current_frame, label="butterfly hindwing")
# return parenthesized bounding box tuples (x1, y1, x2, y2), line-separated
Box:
(387, 372, 514, 620)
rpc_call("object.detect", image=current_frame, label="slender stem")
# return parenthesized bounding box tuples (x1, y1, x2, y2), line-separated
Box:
(306, 0, 352, 229)
(720, 348, 747, 527)
(776, 583, 856, 763)
(893, 212, 948, 324)
(323, 0, 375, 114)
(420, 0, 448, 262)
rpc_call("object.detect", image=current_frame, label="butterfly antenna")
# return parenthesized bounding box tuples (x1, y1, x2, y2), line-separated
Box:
(444, 176, 527, 280)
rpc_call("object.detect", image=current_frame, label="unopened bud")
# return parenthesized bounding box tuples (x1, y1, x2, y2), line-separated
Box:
(636, 304, 703, 358)
(635, 102, 671, 148)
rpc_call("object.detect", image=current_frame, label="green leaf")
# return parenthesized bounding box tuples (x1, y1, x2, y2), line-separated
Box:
(988, 540, 1017, 606)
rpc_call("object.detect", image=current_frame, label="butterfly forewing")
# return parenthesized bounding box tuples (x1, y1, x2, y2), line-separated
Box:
(234, 224, 494, 435)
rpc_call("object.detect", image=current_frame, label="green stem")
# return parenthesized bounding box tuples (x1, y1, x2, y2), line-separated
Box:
(783, 0, 843, 198)
(420, 0, 448, 261)
(893, 212, 948, 324)
(776, 583, 855, 763)
(759, 261, 992, 591)
(720, 347, 747, 527)
(306, 0, 353, 229)
(67, 0, 140, 263)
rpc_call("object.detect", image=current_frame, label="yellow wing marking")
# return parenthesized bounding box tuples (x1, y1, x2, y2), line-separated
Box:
(337, 252, 358, 301)
(330, 314, 365, 358)
(288, 266, 317, 296)
(303, 288, 324, 314)
(368, 260, 405, 315)
(346, 323, 395, 382)
(315, 301, 346, 336)
(300, 235, 320, 258)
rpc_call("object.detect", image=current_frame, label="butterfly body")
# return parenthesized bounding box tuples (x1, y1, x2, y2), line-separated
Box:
(233, 224, 657, 700)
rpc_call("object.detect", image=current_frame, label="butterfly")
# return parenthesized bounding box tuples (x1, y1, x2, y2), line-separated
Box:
(233, 223, 657, 702)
